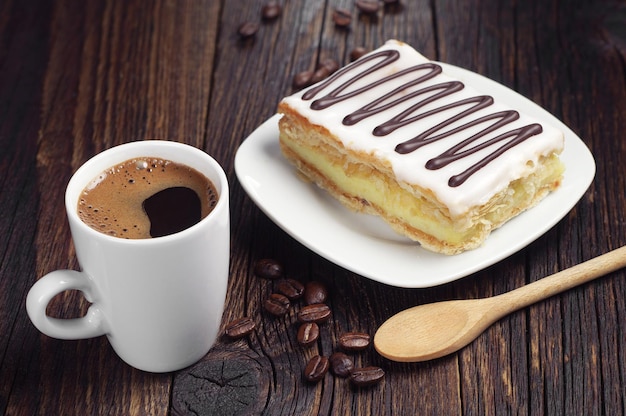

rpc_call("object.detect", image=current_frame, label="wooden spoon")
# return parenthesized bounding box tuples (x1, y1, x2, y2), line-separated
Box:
(374, 245, 626, 362)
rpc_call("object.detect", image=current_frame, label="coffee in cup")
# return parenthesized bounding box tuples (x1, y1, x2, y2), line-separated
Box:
(78, 157, 218, 239)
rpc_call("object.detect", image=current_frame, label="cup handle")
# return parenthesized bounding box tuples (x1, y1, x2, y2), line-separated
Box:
(26, 270, 107, 340)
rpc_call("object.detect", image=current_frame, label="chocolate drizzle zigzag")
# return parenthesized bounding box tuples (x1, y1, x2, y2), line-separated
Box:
(301, 49, 544, 187)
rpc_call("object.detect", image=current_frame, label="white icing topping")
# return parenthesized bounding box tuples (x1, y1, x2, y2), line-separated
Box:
(280, 40, 564, 217)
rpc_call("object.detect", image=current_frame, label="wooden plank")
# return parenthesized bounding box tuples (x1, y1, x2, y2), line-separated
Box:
(0, 0, 55, 414)
(2, 1, 220, 415)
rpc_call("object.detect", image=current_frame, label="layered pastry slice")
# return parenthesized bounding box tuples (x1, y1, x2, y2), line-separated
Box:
(277, 40, 565, 254)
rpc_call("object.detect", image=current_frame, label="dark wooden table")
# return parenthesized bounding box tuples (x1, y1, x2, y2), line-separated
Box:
(2, 0, 625, 414)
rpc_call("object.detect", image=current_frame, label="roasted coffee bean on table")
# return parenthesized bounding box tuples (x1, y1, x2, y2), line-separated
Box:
(319, 58, 339, 74)
(261, 1, 282, 19)
(254, 258, 284, 280)
(292, 70, 314, 89)
(275, 278, 305, 300)
(237, 21, 259, 38)
(332, 8, 352, 27)
(350, 366, 385, 387)
(224, 316, 256, 339)
(264, 293, 291, 316)
(304, 281, 328, 305)
(355, 0, 380, 14)
(350, 46, 368, 61)
(339, 332, 371, 351)
(303, 355, 330, 382)
(297, 303, 331, 323)
(293, 59, 338, 90)
(311, 66, 331, 84)
(329, 352, 354, 377)
(297, 322, 320, 346)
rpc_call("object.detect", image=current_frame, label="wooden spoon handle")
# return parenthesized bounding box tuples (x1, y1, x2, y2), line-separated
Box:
(496, 245, 626, 314)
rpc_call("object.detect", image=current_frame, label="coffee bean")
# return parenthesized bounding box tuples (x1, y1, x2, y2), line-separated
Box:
(310, 58, 339, 84)
(350, 46, 368, 61)
(350, 366, 385, 387)
(319, 58, 339, 74)
(339, 332, 370, 351)
(237, 21, 259, 38)
(356, 0, 380, 14)
(292, 70, 314, 89)
(297, 303, 331, 323)
(224, 316, 256, 339)
(303, 355, 329, 382)
(275, 278, 304, 300)
(304, 281, 327, 305)
(332, 8, 352, 27)
(329, 352, 354, 377)
(311, 66, 331, 84)
(261, 1, 282, 20)
(264, 293, 290, 316)
(297, 322, 320, 346)
(254, 258, 284, 280)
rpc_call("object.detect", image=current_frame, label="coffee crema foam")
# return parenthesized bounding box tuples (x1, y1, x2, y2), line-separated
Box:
(78, 157, 218, 239)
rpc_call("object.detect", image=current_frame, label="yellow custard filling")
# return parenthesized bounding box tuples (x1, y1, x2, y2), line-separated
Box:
(279, 117, 564, 254)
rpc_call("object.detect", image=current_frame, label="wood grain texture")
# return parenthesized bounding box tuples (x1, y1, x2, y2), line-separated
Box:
(0, 0, 624, 414)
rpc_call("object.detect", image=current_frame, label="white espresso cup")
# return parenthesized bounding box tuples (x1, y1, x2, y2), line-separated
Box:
(26, 141, 229, 373)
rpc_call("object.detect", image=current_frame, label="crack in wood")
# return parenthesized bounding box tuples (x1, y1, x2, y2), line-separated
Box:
(172, 358, 261, 415)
